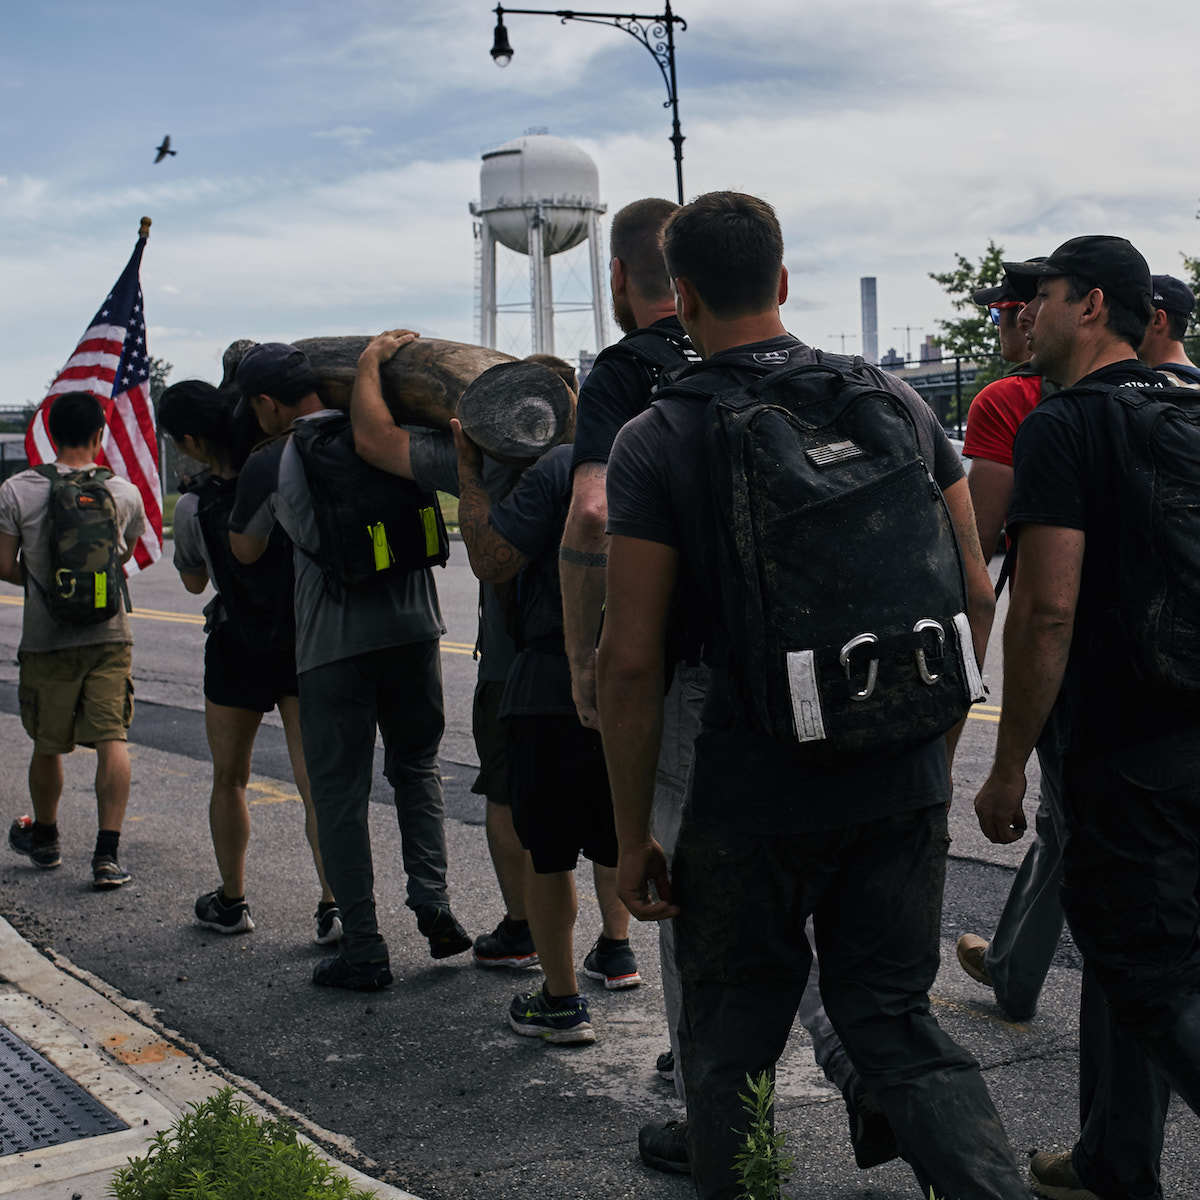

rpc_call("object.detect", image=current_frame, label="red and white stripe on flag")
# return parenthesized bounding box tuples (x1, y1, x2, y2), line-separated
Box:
(25, 231, 163, 574)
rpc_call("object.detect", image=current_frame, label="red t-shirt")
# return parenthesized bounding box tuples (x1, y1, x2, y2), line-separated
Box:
(962, 374, 1042, 467)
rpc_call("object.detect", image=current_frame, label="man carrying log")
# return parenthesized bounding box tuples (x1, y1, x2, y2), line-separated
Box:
(226, 342, 471, 990)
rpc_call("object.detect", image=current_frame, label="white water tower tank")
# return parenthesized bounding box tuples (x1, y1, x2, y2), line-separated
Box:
(479, 134, 600, 255)
(470, 132, 608, 356)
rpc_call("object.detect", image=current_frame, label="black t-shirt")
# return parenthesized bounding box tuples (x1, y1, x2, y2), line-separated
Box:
(606, 335, 966, 833)
(571, 316, 689, 469)
(490, 445, 575, 717)
(1009, 358, 1200, 753)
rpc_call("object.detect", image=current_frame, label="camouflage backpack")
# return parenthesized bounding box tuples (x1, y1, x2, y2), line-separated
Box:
(31, 465, 127, 625)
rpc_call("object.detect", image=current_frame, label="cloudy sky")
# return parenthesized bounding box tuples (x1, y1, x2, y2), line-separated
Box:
(3, 0, 1198, 404)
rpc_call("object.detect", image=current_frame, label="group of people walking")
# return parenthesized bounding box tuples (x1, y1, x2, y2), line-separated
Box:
(4, 189, 1200, 1200)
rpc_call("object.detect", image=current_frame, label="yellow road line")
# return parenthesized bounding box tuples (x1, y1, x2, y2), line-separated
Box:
(0, 596, 476, 654)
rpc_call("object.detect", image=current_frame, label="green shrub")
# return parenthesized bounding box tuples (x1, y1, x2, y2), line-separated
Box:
(109, 1088, 376, 1199)
(733, 1071, 793, 1200)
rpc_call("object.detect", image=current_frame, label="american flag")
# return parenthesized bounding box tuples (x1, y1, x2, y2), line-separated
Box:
(25, 223, 163, 574)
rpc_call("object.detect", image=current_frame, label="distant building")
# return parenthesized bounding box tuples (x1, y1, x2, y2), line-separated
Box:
(860, 277, 878, 364)
(919, 335, 942, 363)
(880, 347, 905, 370)
(577, 349, 597, 386)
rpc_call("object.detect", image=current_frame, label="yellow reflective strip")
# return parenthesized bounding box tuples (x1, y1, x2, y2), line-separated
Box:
(421, 507, 438, 557)
(370, 522, 390, 572)
(94, 573, 107, 609)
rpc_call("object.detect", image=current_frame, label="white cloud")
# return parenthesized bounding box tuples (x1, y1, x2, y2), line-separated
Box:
(313, 126, 373, 148)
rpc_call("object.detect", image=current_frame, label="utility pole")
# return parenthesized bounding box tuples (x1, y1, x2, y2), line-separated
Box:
(892, 324, 920, 361)
(827, 332, 857, 354)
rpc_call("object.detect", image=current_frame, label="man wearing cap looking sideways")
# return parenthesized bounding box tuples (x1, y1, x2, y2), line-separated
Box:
(954, 273, 1067, 1024)
(1139, 273, 1200, 386)
(973, 236, 1200, 1199)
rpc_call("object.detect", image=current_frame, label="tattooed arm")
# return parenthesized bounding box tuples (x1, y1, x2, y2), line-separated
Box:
(449, 418, 529, 584)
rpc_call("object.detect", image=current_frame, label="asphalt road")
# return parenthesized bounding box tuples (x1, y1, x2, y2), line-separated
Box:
(1, 545, 1196, 1198)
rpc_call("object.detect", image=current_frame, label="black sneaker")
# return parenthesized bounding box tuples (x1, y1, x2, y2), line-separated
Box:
(416, 905, 472, 960)
(473, 917, 539, 968)
(91, 855, 131, 890)
(582, 936, 642, 990)
(312, 953, 393, 991)
(314, 903, 343, 945)
(194, 889, 253, 933)
(656, 1047, 675, 1078)
(638, 1118, 691, 1175)
(9, 816, 61, 869)
(508, 987, 595, 1045)
(845, 1077, 899, 1170)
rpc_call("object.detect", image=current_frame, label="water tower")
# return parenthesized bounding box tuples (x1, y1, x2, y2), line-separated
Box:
(470, 132, 608, 356)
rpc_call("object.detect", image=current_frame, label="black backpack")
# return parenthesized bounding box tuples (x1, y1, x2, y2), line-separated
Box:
(31, 465, 128, 625)
(1097, 383, 1200, 690)
(593, 324, 698, 389)
(290, 413, 449, 596)
(662, 356, 985, 759)
(192, 473, 295, 651)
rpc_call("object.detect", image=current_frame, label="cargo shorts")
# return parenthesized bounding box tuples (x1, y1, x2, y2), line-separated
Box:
(18, 642, 134, 755)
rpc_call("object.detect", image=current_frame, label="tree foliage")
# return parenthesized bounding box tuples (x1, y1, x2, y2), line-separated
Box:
(929, 240, 1007, 362)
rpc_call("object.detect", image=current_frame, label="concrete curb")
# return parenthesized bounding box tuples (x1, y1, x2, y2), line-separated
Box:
(0, 917, 421, 1199)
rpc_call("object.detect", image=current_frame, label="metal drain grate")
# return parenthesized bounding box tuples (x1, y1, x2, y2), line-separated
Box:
(0, 1022, 128, 1156)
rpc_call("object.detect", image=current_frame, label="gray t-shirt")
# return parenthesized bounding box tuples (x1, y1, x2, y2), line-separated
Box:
(0, 464, 146, 653)
(409, 429, 522, 684)
(230, 412, 444, 674)
(172, 490, 221, 631)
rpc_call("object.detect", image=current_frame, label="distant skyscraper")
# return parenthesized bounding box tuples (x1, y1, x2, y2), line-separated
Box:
(919, 334, 942, 363)
(860, 277, 878, 365)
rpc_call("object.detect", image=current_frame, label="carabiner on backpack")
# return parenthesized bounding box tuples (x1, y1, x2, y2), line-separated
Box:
(839, 633, 879, 701)
(913, 619, 946, 685)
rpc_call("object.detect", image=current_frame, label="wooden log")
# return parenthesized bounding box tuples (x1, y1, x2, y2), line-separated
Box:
(220, 335, 571, 460)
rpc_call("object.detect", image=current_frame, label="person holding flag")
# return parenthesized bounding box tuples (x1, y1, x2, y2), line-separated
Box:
(0, 219, 159, 889)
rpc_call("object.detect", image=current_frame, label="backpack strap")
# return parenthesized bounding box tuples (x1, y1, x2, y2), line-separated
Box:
(593, 326, 696, 376)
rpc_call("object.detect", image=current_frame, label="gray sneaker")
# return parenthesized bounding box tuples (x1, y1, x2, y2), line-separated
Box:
(92, 855, 131, 890)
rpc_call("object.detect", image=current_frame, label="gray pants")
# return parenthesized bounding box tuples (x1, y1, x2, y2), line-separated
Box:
(651, 663, 854, 1104)
(983, 743, 1065, 1020)
(299, 640, 449, 965)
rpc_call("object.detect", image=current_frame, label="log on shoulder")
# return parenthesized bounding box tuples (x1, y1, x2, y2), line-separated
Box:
(220, 336, 572, 459)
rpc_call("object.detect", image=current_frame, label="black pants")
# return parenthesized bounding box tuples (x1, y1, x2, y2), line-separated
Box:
(673, 804, 1027, 1200)
(299, 640, 448, 965)
(1061, 738, 1200, 1198)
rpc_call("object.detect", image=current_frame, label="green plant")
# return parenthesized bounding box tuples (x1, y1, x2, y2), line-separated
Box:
(109, 1088, 376, 1200)
(732, 1071, 793, 1200)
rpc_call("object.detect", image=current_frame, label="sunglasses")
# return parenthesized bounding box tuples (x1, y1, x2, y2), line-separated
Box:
(988, 302, 1023, 325)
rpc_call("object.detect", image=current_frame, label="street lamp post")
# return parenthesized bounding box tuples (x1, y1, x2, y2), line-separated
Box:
(489, 4, 687, 205)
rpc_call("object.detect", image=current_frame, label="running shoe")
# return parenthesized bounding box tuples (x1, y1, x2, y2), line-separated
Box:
(656, 1047, 675, 1079)
(509, 987, 595, 1045)
(473, 917, 539, 968)
(194, 889, 254, 933)
(582, 936, 642, 990)
(638, 1118, 691, 1175)
(314, 903, 343, 945)
(8, 816, 60, 869)
(312, 953, 393, 991)
(91, 856, 131, 890)
(1029, 1150, 1100, 1199)
(416, 904, 472, 959)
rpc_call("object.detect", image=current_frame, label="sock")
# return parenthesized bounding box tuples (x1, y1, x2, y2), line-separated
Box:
(94, 829, 119, 860)
(596, 935, 630, 948)
(543, 985, 579, 1003)
(503, 915, 529, 931)
(217, 890, 245, 906)
(31, 821, 58, 847)
(316, 900, 338, 914)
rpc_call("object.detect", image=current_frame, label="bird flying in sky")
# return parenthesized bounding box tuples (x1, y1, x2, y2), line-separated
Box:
(154, 136, 176, 163)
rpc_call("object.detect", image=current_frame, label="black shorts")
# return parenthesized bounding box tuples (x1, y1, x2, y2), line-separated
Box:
(471, 679, 511, 805)
(507, 714, 618, 874)
(203, 622, 298, 713)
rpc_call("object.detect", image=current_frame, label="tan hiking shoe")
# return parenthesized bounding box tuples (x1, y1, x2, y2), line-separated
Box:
(956, 933, 993, 986)
(1029, 1150, 1100, 1199)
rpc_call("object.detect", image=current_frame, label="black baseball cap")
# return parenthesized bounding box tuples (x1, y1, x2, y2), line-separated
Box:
(235, 342, 319, 401)
(1151, 274, 1196, 317)
(972, 280, 1024, 307)
(1003, 236, 1153, 318)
